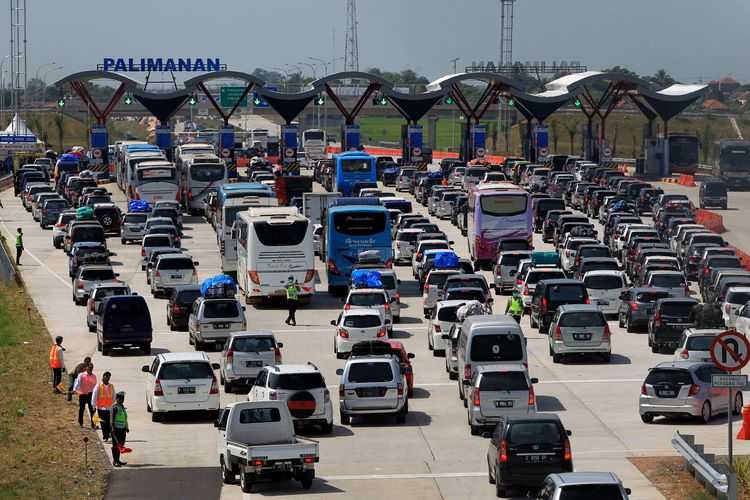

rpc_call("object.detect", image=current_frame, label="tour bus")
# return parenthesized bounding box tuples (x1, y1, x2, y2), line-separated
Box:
(214, 183, 275, 232)
(467, 184, 533, 269)
(181, 154, 227, 214)
(122, 146, 165, 197)
(219, 193, 279, 278)
(668, 133, 700, 175)
(333, 151, 377, 196)
(324, 202, 392, 294)
(712, 139, 750, 189)
(302, 129, 327, 163)
(131, 161, 180, 204)
(175, 142, 215, 169)
(235, 207, 315, 303)
(113, 140, 150, 188)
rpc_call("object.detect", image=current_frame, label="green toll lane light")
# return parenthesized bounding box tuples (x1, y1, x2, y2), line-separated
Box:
(188, 96, 197, 106)
(123, 95, 133, 105)
(56, 98, 65, 108)
(253, 96, 262, 106)
(444, 97, 455, 105)
(314, 95, 326, 106)
(574, 98, 582, 108)
(508, 98, 514, 107)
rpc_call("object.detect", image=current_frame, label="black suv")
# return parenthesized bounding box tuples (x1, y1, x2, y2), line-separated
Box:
(700, 180, 728, 209)
(530, 279, 589, 333)
(486, 414, 573, 497)
(648, 298, 699, 353)
(167, 285, 201, 330)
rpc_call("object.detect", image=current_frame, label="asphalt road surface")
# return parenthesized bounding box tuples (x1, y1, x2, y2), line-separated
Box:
(3, 171, 748, 500)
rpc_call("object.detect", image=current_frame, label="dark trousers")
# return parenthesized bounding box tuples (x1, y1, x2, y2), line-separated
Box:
(112, 428, 126, 464)
(78, 393, 94, 426)
(52, 368, 62, 391)
(286, 299, 298, 325)
(15, 246, 22, 265)
(97, 409, 111, 440)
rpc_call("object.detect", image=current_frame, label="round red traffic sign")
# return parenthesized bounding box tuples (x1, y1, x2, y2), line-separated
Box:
(710, 330, 750, 371)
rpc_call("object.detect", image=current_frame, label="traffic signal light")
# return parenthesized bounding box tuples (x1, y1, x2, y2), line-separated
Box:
(313, 95, 326, 106)
(252, 93, 262, 106)
(372, 95, 388, 106)
(123, 95, 133, 105)
(188, 95, 197, 106)
(508, 98, 514, 107)
(444, 96, 455, 105)
(56, 98, 65, 108)
(574, 98, 581, 108)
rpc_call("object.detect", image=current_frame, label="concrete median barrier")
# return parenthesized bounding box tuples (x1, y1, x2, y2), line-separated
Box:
(695, 208, 726, 233)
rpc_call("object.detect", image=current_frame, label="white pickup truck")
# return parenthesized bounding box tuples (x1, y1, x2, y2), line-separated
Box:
(216, 400, 319, 493)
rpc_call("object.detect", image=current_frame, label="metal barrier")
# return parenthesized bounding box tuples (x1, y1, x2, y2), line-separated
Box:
(672, 431, 737, 499)
(0, 174, 12, 192)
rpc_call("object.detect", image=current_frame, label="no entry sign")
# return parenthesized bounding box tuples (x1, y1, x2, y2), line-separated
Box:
(710, 330, 750, 371)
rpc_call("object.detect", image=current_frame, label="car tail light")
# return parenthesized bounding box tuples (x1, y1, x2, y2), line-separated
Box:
(226, 347, 234, 365)
(499, 440, 508, 463)
(302, 456, 316, 464)
(155, 271, 161, 278)
(384, 302, 390, 312)
(154, 379, 164, 396)
(528, 385, 536, 406)
(641, 384, 648, 395)
(141, 247, 146, 257)
(274, 347, 282, 363)
(703, 267, 709, 276)
(397, 382, 404, 396)
(688, 384, 700, 396)
(187, 191, 193, 200)
(338, 328, 349, 339)
(87, 298, 94, 311)
(327, 259, 340, 275)
(209, 375, 219, 394)
(55, 222, 65, 228)
(343, 303, 351, 311)
(516, 278, 523, 285)
(653, 311, 661, 325)
(253, 459, 265, 467)
(304, 270, 315, 282)
(603, 324, 611, 339)
(175, 191, 181, 202)
(248, 271, 260, 284)
(584, 296, 591, 304)
(377, 327, 387, 338)
(416, 252, 422, 260)
(433, 324, 441, 333)
(541, 297, 548, 312)
(395, 292, 400, 302)
(630, 302, 638, 311)
(472, 388, 481, 407)
(76, 281, 84, 289)
(464, 364, 472, 380)
(564, 438, 572, 461)
(523, 285, 529, 296)
(323, 389, 330, 404)
(680, 349, 689, 360)
(554, 325, 562, 341)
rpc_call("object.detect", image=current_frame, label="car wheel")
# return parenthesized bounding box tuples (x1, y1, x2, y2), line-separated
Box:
(142, 344, 151, 355)
(97, 339, 102, 352)
(151, 412, 163, 423)
(601, 353, 611, 363)
(88, 323, 95, 333)
(121, 238, 126, 245)
(300, 470, 315, 490)
(321, 420, 334, 434)
(240, 472, 253, 493)
(396, 401, 408, 424)
(224, 381, 233, 394)
(552, 353, 562, 364)
(530, 314, 538, 329)
(625, 314, 636, 333)
(220, 459, 235, 484)
(340, 411, 350, 425)
(549, 345, 554, 356)
(495, 471, 507, 497)
(700, 401, 712, 424)
(540, 321, 550, 334)
(640, 413, 654, 423)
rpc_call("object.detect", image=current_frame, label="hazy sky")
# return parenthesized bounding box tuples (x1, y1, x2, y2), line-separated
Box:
(10, 0, 749, 85)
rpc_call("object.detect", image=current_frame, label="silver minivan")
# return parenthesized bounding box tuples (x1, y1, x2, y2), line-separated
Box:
(457, 315, 528, 403)
(582, 270, 627, 315)
(121, 212, 149, 244)
(336, 355, 409, 424)
(493, 250, 532, 293)
(464, 365, 537, 435)
(220, 331, 282, 393)
(151, 253, 199, 297)
(645, 270, 689, 298)
(188, 297, 247, 350)
(548, 304, 611, 363)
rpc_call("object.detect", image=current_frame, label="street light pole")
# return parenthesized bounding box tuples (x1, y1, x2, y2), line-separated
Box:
(449, 58, 460, 151)
(0, 56, 10, 124)
(41, 65, 63, 104)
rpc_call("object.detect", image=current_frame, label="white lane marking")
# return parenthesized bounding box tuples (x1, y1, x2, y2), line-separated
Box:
(0, 219, 72, 289)
(320, 471, 486, 481)
(269, 325, 427, 334)
(326, 378, 643, 390)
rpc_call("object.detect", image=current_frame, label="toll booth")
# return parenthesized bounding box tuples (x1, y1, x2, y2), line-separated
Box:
(532, 125, 549, 163)
(471, 125, 487, 160)
(155, 124, 173, 161)
(342, 123, 361, 151)
(401, 124, 423, 163)
(281, 123, 299, 165)
(90, 126, 108, 167)
(219, 125, 236, 177)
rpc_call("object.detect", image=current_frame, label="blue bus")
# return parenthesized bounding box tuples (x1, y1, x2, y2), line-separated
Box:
(334, 151, 376, 196)
(325, 204, 392, 294)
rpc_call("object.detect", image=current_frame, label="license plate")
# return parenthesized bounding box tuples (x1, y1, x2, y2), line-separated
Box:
(178, 386, 195, 394)
(573, 332, 592, 341)
(658, 390, 676, 397)
(597, 299, 609, 305)
(213, 323, 230, 329)
(523, 455, 548, 464)
(273, 462, 293, 471)
(171, 274, 183, 279)
(495, 400, 514, 408)
(246, 360, 263, 368)
(358, 388, 381, 397)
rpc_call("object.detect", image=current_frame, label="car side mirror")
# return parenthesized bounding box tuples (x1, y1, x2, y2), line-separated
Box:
(335, 368, 344, 376)
(114, 273, 120, 277)
(407, 352, 415, 359)
(462, 379, 472, 386)
(531, 378, 539, 384)
(211, 363, 220, 370)
(141, 365, 150, 373)
(330, 320, 337, 326)
(194, 261, 200, 266)
(625, 488, 631, 495)
(566, 429, 572, 436)
(449, 240, 455, 245)
(276, 342, 283, 349)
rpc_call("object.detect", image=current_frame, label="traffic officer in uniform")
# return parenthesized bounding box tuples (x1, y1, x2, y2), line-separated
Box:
(15, 228, 23, 265)
(110, 392, 129, 467)
(505, 289, 524, 324)
(284, 276, 300, 326)
(92, 371, 115, 441)
(49, 336, 65, 393)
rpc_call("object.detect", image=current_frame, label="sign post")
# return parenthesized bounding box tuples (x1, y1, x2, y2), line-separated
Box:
(710, 330, 750, 466)
(219, 125, 236, 178)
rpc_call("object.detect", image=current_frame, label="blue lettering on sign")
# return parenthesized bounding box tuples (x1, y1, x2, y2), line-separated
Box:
(102, 58, 222, 72)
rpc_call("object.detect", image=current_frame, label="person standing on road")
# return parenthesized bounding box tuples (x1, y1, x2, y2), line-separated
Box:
(49, 336, 65, 393)
(92, 371, 114, 441)
(68, 356, 91, 401)
(284, 276, 300, 326)
(15, 228, 23, 265)
(505, 290, 524, 324)
(110, 392, 129, 467)
(73, 363, 97, 428)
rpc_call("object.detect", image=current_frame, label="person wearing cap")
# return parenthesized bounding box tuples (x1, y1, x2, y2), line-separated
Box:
(68, 356, 91, 401)
(73, 363, 97, 428)
(92, 371, 114, 441)
(284, 276, 300, 326)
(110, 392, 129, 467)
(49, 336, 65, 393)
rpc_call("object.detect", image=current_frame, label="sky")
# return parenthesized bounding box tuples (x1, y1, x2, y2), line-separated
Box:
(7, 0, 750, 86)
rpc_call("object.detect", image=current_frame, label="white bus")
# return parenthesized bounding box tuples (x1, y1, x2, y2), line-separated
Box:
(132, 161, 179, 204)
(219, 195, 279, 278)
(235, 207, 315, 303)
(181, 154, 226, 214)
(122, 149, 165, 198)
(302, 129, 327, 163)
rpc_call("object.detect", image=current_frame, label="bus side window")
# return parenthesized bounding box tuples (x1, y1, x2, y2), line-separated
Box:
(239, 222, 248, 248)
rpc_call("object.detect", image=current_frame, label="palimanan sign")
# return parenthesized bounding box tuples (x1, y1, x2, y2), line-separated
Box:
(102, 57, 223, 72)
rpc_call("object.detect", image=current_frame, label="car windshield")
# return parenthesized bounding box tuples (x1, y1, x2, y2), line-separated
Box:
(397, 232, 419, 243)
(650, 275, 685, 288)
(500, 254, 527, 267)
(144, 236, 172, 247)
(704, 184, 727, 195)
(73, 227, 105, 242)
(660, 302, 694, 316)
(420, 243, 449, 253)
(636, 291, 670, 303)
(549, 285, 587, 302)
(447, 290, 485, 301)
(94, 288, 128, 300)
(203, 301, 240, 318)
(348, 362, 393, 383)
(427, 272, 456, 287)
(527, 271, 565, 285)
(80, 269, 115, 281)
(157, 258, 194, 270)
(343, 314, 382, 328)
(268, 372, 325, 390)
(342, 159, 372, 172)
(508, 422, 561, 445)
(727, 292, 750, 305)
(239, 408, 280, 424)
(437, 305, 461, 322)
(233, 337, 275, 352)
(579, 247, 610, 258)
(646, 369, 693, 385)
(585, 275, 624, 289)
(686, 336, 716, 351)
(446, 278, 486, 291)
(190, 164, 225, 182)
(160, 362, 213, 380)
(559, 311, 607, 327)
(125, 213, 148, 223)
(349, 293, 385, 306)
(558, 484, 624, 500)
(254, 220, 308, 246)
(710, 258, 741, 268)
(479, 372, 528, 391)
(378, 275, 396, 289)
(176, 290, 201, 305)
(470, 334, 523, 362)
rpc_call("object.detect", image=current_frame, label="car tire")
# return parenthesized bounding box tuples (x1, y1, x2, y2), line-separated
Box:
(396, 401, 408, 424)
(618, 313, 625, 328)
(602, 353, 611, 363)
(640, 413, 654, 423)
(88, 323, 95, 333)
(220, 458, 235, 484)
(321, 420, 334, 434)
(540, 321, 550, 334)
(552, 353, 562, 364)
(121, 238, 126, 245)
(300, 470, 314, 490)
(151, 412, 163, 423)
(495, 473, 507, 497)
(143, 344, 151, 355)
(340, 411, 350, 425)
(448, 371, 457, 380)
(548, 345, 554, 356)
(240, 472, 253, 493)
(530, 314, 538, 329)
(428, 333, 433, 351)
(97, 339, 102, 352)
(625, 314, 636, 333)
(224, 381, 233, 394)
(700, 401, 712, 424)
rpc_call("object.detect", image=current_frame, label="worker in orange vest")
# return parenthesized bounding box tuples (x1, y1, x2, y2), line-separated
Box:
(92, 372, 114, 441)
(49, 336, 65, 394)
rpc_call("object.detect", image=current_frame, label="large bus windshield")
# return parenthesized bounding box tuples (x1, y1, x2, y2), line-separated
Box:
(670, 135, 699, 172)
(304, 130, 325, 141)
(333, 212, 387, 235)
(190, 164, 226, 182)
(480, 194, 528, 216)
(342, 159, 372, 172)
(720, 147, 750, 170)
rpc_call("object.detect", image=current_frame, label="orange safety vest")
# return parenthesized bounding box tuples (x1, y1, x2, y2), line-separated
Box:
(49, 344, 62, 368)
(97, 383, 114, 408)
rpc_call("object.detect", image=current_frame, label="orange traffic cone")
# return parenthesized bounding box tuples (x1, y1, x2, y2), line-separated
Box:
(737, 405, 750, 440)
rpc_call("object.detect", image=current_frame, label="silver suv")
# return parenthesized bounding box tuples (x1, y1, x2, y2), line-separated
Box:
(336, 354, 408, 425)
(72, 265, 120, 305)
(220, 331, 282, 393)
(249, 363, 334, 433)
(121, 212, 149, 244)
(188, 297, 247, 350)
(465, 365, 537, 435)
(150, 253, 199, 297)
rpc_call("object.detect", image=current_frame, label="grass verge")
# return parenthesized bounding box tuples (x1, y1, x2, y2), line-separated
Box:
(0, 281, 109, 499)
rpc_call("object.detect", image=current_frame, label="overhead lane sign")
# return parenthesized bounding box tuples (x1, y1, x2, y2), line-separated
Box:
(101, 58, 223, 72)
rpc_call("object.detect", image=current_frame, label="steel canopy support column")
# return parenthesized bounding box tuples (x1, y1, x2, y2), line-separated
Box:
(99, 83, 126, 125)
(349, 83, 379, 123)
(197, 82, 229, 123)
(225, 84, 254, 124)
(324, 83, 352, 123)
(70, 80, 104, 124)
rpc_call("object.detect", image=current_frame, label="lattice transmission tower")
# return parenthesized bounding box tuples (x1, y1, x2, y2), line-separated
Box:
(344, 0, 359, 72)
(498, 0, 515, 151)
(9, 0, 28, 133)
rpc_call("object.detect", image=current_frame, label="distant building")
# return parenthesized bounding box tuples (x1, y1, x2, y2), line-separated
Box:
(703, 99, 730, 112)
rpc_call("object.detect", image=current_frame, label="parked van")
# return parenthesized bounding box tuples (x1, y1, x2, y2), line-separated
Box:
(457, 315, 527, 402)
(97, 295, 152, 356)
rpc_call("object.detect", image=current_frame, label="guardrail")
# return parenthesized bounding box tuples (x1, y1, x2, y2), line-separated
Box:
(672, 431, 737, 499)
(0, 174, 12, 192)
